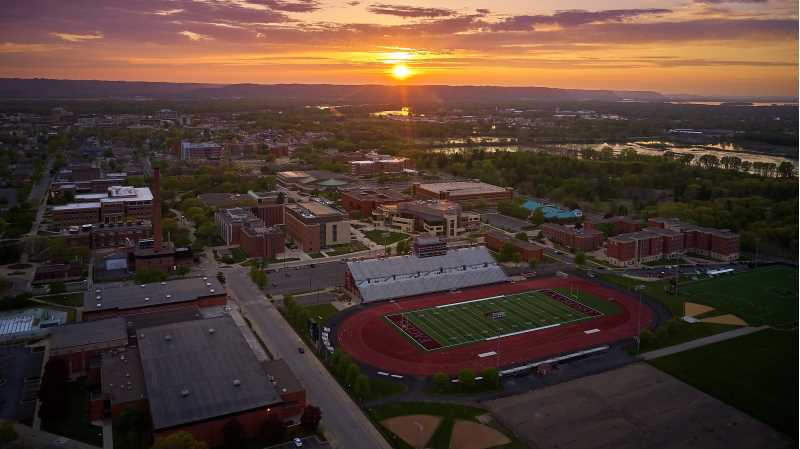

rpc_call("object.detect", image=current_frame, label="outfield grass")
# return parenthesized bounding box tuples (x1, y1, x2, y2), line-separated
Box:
(387, 290, 600, 349)
(679, 265, 798, 327)
(650, 329, 798, 437)
(364, 230, 409, 245)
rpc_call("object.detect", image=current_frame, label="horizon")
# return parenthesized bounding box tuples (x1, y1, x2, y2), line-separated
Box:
(1, 1, 798, 97)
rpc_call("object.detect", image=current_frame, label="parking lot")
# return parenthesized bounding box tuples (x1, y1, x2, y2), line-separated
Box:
(481, 213, 531, 233)
(266, 262, 346, 296)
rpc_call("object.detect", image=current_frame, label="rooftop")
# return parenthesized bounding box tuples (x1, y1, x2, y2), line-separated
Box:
(418, 181, 508, 196)
(138, 317, 281, 430)
(84, 277, 224, 312)
(287, 200, 344, 219)
(101, 348, 147, 406)
(50, 317, 127, 351)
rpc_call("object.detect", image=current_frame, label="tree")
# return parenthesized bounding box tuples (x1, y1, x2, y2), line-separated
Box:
(116, 406, 149, 449)
(433, 372, 449, 392)
(151, 432, 207, 449)
(0, 422, 18, 444)
(49, 281, 66, 295)
(250, 266, 267, 290)
(458, 368, 475, 389)
(135, 268, 168, 284)
(514, 232, 529, 241)
(260, 414, 286, 444)
(222, 418, 245, 449)
(497, 242, 517, 263)
(777, 161, 795, 178)
(38, 359, 68, 421)
(530, 208, 545, 226)
(300, 405, 322, 432)
(482, 368, 500, 388)
(345, 362, 360, 387)
(354, 374, 371, 400)
(574, 250, 586, 266)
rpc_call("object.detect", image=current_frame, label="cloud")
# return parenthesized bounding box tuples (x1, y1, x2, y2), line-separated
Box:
(179, 30, 212, 41)
(367, 3, 456, 18)
(247, 0, 320, 13)
(490, 8, 672, 31)
(50, 31, 103, 42)
(347, 1, 360, 5)
(0, 41, 63, 53)
(695, 0, 767, 3)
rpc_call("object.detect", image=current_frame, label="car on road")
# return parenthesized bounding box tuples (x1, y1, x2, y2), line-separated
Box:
(298, 347, 305, 354)
(293, 437, 303, 447)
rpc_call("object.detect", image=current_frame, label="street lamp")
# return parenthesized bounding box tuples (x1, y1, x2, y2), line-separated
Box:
(633, 284, 645, 354)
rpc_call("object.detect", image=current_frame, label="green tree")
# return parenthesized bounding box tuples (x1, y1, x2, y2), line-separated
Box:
(354, 374, 371, 400)
(151, 431, 207, 449)
(530, 208, 545, 226)
(574, 250, 586, 266)
(482, 368, 500, 388)
(345, 362, 360, 387)
(135, 268, 168, 284)
(433, 372, 449, 392)
(514, 232, 529, 241)
(458, 368, 475, 390)
(49, 282, 66, 295)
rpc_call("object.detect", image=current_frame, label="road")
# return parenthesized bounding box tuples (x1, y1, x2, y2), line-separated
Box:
(223, 267, 391, 449)
(640, 325, 769, 360)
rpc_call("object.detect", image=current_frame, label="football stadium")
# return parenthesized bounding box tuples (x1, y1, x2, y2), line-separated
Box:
(337, 265, 654, 375)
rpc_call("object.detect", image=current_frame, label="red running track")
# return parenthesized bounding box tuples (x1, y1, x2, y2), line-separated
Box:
(336, 277, 654, 376)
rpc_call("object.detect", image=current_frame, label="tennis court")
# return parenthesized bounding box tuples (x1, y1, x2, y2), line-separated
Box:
(385, 289, 602, 350)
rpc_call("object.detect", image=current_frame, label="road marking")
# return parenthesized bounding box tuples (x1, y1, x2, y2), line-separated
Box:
(584, 328, 600, 334)
(478, 351, 497, 358)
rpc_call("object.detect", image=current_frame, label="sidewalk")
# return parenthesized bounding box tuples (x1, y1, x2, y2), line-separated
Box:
(640, 325, 769, 360)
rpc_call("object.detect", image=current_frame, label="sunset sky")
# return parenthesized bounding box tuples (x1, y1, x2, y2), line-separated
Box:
(1, 0, 797, 96)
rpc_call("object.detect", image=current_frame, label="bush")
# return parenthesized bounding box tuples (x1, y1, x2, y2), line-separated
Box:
(433, 372, 449, 392)
(458, 368, 476, 389)
(134, 268, 167, 284)
(482, 368, 500, 388)
(0, 422, 18, 444)
(152, 431, 207, 449)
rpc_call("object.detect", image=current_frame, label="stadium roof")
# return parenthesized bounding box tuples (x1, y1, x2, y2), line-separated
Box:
(138, 317, 281, 430)
(347, 246, 508, 303)
(85, 277, 224, 312)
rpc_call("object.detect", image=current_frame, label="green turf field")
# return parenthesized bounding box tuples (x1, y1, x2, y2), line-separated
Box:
(680, 265, 798, 327)
(387, 290, 600, 349)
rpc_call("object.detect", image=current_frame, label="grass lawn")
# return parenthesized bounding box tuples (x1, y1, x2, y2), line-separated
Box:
(554, 287, 622, 316)
(41, 378, 103, 447)
(386, 289, 603, 350)
(679, 265, 798, 327)
(650, 329, 798, 438)
(364, 230, 409, 246)
(323, 242, 368, 256)
(303, 303, 339, 322)
(597, 272, 685, 316)
(369, 402, 522, 449)
(35, 292, 84, 307)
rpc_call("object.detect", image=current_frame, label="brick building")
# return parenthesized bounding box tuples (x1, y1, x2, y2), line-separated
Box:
(413, 181, 513, 206)
(649, 218, 740, 262)
(50, 186, 153, 227)
(484, 230, 545, 263)
(248, 191, 286, 226)
(82, 277, 227, 321)
(285, 201, 349, 253)
(374, 200, 480, 238)
(339, 188, 410, 217)
(584, 215, 642, 235)
(49, 317, 129, 378)
(349, 157, 413, 176)
(412, 235, 447, 258)
(179, 141, 223, 160)
(215, 207, 284, 260)
(541, 223, 604, 252)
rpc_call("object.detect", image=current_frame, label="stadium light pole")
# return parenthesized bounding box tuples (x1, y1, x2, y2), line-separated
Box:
(634, 284, 645, 354)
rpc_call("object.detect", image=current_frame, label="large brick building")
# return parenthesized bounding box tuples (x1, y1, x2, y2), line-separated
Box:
(605, 218, 740, 266)
(413, 181, 513, 206)
(285, 201, 350, 253)
(484, 230, 545, 263)
(584, 215, 642, 235)
(541, 223, 604, 252)
(82, 277, 227, 321)
(374, 200, 480, 238)
(340, 188, 410, 217)
(215, 207, 284, 260)
(179, 141, 223, 160)
(50, 186, 153, 227)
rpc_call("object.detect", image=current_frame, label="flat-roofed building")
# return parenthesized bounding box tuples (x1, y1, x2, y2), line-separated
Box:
(484, 230, 545, 263)
(648, 217, 740, 262)
(285, 200, 349, 253)
(276, 170, 351, 192)
(349, 157, 413, 176)
(413, 181, 513, 206)
(83, 277, 227, 321)
(375, 200, 480, 238)
(584, 215, 642, 235)
(541, 223, 604, 252)
(215, 207, 285, 260)
(248, 190, 285, 226)
(49, 317, 128, 378)
(50, 186, 153, 227)
(412, 235, 447, 258)
(179, 141, 223, 160)
(340, 187, 410, 217)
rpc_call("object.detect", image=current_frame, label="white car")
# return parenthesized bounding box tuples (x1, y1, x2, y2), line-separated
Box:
(293, 437, 303, 447)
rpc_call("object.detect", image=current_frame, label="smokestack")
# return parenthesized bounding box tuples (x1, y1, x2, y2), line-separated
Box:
(152, 167, 163, 252)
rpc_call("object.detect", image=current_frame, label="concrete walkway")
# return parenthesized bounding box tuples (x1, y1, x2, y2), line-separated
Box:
(640, 325, 769, 360)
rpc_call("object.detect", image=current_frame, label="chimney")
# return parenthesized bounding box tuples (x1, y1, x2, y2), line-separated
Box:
(152, 167, 163, 252)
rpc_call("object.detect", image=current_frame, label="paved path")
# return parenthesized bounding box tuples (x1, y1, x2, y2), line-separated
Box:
(223, 267, 391, 449)
(640, 325, 769, 360)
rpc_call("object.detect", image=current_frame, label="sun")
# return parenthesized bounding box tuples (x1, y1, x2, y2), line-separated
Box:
(391, 63, 412, 80)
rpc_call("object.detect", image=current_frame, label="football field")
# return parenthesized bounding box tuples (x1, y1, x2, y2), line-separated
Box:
(385, 289, 603, 350)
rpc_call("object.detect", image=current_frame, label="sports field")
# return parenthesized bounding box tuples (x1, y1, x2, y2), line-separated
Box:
(680, 265, 798, 327)
(385, 289, 602, 350)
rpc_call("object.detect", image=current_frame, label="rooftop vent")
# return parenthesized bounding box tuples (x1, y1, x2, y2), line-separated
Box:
(95, 289, 101, 293)
(96, 303, 102, 308)
(203, 277, 208, 280)
(206, 282, 211, 287)
(96, 295, 101, 300)
(144, 297, 150, 302)
(233, 379, 241, 387)
(164, 335, 172, 342)
(208, 328, 215, 335)
(160, 282, 166, 285)
(165, 294, 172, 299)
(180, 389, 190, 397)
(209, 289, 215, 293)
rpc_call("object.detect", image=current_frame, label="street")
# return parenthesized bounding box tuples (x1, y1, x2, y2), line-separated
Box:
(223, 267, 391, 449)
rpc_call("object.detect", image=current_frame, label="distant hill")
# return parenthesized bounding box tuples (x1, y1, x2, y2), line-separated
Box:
(0, 78, 668, 104)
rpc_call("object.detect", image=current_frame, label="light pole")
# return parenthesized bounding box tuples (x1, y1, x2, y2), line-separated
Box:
(633, 284, 645, 354)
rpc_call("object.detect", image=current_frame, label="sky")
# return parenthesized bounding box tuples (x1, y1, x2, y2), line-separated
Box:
(0, 0, 797, 96)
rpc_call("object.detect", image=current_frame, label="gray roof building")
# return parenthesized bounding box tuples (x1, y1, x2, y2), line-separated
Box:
(137, 316, 281, 430)
(85, 277, 224, 312)
(347, 246, 508, 302)
(50, 317, 128, 353)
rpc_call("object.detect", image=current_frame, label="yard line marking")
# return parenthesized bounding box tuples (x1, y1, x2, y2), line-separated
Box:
(436, 295, 505, 308)
(486, 323, 561, 340)
(584, 328, 600, 334)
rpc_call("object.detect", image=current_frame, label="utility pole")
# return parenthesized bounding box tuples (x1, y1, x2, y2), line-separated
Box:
(633, 284, 645, 354)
